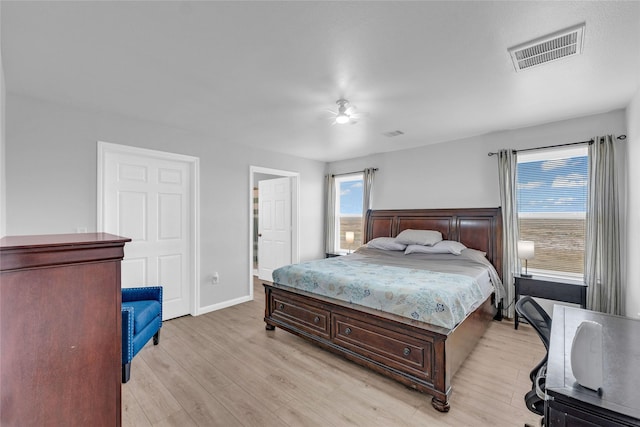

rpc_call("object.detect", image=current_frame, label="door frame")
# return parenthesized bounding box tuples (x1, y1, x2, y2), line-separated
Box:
(249, 166, 299, 299)
(97, 141, 200, 316)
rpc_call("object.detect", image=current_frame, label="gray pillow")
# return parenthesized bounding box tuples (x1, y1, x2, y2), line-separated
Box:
(366, 237, 407, 251)
(404, 240, 467, 255)
(395, 229, 443, 246)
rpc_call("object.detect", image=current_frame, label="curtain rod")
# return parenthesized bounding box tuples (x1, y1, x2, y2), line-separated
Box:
(331, 168, 378, 178)
(487, 134, 627, 157)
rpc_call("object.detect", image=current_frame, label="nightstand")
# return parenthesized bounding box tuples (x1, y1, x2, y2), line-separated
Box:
(514, 274, 587, 330)
(325, 253, 342, 258)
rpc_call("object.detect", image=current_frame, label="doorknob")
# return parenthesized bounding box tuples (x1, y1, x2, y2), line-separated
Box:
(258, 233, 262, 237)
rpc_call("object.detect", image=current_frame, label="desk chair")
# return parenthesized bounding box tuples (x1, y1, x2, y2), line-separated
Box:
(516, 296, 552, 420)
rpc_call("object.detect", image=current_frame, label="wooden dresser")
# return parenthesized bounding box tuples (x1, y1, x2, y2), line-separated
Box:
(0, 233, 130, 426)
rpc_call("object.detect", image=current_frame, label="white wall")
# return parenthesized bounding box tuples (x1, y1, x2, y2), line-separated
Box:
(0, 4, 6, 238)
(6, 91, 635, 314)
(626, 89, 640, 318)
(329, 110, 631, 313)
(330, 110, 626, 210)
(5, 94, 326, 310)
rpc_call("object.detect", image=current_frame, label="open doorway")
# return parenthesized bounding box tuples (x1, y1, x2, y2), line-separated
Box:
(249, 166, 299, 298)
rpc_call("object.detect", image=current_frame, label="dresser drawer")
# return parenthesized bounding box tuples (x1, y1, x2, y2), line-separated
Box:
(270, 290, 330, 339)
(333, 314, 433, 381)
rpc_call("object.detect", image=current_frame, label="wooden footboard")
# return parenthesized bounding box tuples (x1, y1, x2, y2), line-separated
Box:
(264, 282, 497, 412)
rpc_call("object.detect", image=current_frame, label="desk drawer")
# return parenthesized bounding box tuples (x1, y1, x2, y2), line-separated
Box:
(333, 314, 432, 381)
(546, 399, 636, 427)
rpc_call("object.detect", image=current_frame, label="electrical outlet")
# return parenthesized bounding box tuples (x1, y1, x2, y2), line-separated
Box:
(212, 272, 219, 285)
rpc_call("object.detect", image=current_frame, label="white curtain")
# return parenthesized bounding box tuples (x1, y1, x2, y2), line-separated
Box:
(324, 174, 336, 254)
(361, 168, 376, 240)
(585, 135, 622, 315)
(497, 149, 519, 319)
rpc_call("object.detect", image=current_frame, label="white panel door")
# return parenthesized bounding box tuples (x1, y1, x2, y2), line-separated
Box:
(102, 147, 193, 320)
(258, 177, 291, 281)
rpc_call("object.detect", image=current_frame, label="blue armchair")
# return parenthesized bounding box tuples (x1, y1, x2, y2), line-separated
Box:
(122, 286, 163, 383)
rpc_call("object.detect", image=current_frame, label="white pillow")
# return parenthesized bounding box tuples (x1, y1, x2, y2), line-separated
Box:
(404, 240, 467, 255)
(395, 229, 443, 246)
(366, 237, 407, 251)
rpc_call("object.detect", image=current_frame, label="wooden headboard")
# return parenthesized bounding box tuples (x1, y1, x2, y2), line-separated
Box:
(364, 207, 503, 279)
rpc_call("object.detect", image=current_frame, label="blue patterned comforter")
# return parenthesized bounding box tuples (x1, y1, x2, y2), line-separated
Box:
(272, 248, 502, 330)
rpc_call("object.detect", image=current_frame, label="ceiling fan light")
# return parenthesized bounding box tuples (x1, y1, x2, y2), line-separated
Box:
(335, 113, 350, 124)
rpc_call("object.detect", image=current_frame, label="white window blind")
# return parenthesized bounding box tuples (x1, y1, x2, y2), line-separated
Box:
(516, 146, 588, 277)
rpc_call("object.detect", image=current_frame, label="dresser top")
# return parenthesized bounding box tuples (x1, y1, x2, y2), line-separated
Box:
(0, 233, 131, 271)
(0, 233, 131, 250)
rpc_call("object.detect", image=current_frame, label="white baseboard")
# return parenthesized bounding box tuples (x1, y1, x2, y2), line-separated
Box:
(195, 294, 253, 316)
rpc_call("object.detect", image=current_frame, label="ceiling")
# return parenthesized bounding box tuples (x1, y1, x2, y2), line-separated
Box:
(2, 1, 639, 162)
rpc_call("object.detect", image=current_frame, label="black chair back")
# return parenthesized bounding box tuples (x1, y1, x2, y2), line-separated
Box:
(516, 296, 553, 419)
(516, 296, 552, 350)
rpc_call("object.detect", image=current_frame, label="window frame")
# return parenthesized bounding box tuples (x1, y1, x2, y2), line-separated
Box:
(334, 173, 364, 254)
(516, 146, 588, 280)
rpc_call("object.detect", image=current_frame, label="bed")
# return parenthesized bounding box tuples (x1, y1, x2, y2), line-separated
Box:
(263, 207, 503, 411)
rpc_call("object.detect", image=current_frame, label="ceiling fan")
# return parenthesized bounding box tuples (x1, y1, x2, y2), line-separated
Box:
(328, 98, 363, 125)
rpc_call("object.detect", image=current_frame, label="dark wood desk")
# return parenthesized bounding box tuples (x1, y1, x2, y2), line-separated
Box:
(545, 306, 640, 426)
(514, 275, 587, 329)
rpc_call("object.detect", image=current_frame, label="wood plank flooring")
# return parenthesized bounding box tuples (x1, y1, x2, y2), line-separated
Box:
(123, 279, 545, 426)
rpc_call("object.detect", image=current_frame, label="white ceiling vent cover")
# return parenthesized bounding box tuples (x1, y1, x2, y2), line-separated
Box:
(509, 23, 585, 72)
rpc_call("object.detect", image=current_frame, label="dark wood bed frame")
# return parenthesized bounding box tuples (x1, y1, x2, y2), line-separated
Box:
(263, 207, 503, 412)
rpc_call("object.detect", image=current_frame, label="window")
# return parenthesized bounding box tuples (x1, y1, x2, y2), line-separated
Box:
(335, 174, 364, 253)
(516, 146, 588, 278)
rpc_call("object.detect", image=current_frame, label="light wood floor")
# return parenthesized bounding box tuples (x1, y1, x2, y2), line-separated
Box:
(123, 279, 545, 426)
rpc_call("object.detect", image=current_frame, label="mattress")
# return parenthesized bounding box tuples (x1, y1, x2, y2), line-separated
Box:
(272, 247, 504, 330)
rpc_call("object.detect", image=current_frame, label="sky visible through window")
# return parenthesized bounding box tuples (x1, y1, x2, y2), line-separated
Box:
(339, 178, 364, 214)
(517, 155, 588, 213)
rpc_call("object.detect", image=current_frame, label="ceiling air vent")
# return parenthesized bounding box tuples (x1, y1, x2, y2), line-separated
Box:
(508, 23, 585, 72)
(382, 130, 404, 137)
